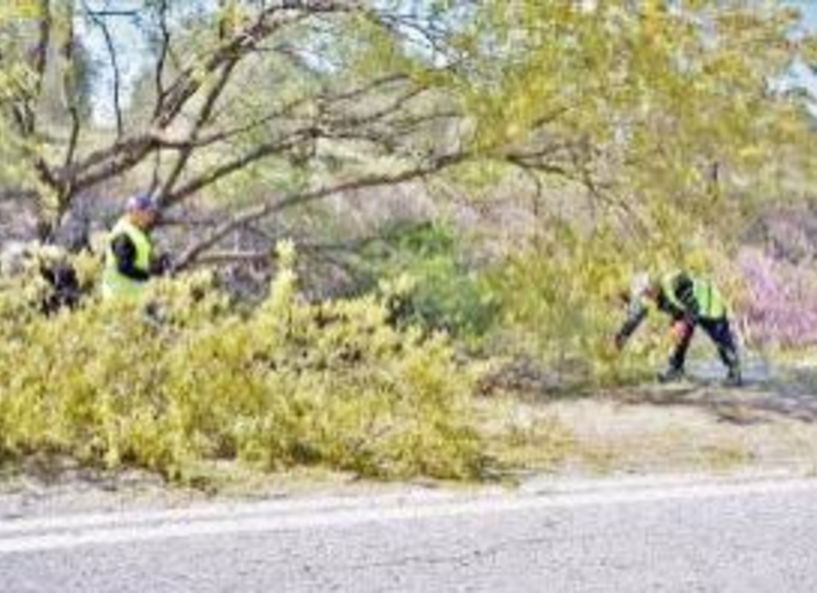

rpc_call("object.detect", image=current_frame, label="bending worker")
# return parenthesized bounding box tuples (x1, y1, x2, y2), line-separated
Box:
(102, 194, 168, 299)
(614, 271, 742, 386)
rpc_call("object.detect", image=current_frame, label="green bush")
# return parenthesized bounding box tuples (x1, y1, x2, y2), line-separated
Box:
(360, 222, 498, 341)
(0, 242, 484, 481)
(484, 227, 667, 387)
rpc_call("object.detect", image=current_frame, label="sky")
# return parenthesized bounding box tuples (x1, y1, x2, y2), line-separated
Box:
(774, 2, 817, 116)
(790, 1, 817, 30)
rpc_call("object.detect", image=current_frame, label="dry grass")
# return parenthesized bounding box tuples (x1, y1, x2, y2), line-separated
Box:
(478, 377, 817, 478)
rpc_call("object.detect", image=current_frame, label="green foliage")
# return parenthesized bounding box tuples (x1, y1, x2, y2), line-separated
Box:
(1, 0, 811, 409)
(486, 226, 635, 386)
(0, 243, 484, 481)
(448, 1, 817, 235)
(361, 223, 497, 341)
(484, 221, 743, 387)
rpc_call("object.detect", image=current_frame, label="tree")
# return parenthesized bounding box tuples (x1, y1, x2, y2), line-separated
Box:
(1, 1, 475, 247)
(0, 0, 814, 269)
(446, 2, 817, 238)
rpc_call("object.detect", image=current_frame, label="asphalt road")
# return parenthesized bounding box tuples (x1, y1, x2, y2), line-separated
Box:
(1, 475, 816, 592)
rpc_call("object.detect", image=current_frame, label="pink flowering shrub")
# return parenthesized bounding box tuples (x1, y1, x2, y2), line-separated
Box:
(737, 249, 817, 347)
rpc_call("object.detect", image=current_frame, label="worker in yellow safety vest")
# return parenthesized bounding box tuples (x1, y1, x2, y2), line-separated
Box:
(615, 271, 742, 386)
(102, 194, 168, 300)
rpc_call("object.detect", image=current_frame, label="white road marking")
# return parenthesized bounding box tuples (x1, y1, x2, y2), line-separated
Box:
(1, 475, 816, 555)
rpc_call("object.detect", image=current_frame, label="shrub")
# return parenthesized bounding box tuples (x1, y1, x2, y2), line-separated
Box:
(359, 222, 498, 341)
(736, 248, 817, 347)
(0, 242, 484, 481)
(484, 227, 650, 387)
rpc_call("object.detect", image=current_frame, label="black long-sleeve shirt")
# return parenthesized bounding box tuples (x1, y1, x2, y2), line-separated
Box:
(616, 273, 698, 343)
(110, 233, 150, 281)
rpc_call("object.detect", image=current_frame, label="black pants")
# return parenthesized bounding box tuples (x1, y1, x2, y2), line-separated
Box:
(668, 317, 739, 372)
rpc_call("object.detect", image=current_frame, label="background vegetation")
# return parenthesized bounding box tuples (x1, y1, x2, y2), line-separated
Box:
(2, 0, 817, 482)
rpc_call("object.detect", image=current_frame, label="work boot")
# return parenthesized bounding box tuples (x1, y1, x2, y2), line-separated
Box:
(724, 365, 742, 388)
(657, 366, 685, 384)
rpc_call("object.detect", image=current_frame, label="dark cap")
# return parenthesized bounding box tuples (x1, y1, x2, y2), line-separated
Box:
(126, 194, 158, 213)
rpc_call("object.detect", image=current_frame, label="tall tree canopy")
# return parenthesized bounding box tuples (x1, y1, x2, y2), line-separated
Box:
(0, 0, 814, 265)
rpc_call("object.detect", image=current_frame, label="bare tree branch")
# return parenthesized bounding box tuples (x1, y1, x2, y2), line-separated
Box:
(323, 83, 430, 129)
(192, 250, 272, 266)
(149, 149, 162, 195)
(43, 0, 366, 209)
(83, 0, 124, 138)
(0, 188, 39, 201)
(163, 92, 467, 209)
(156, 58, 241, 205)
(12, 0, 54, 137)
(154, 95, 310, 150)
(32, 1, 52, 99)
(164, 128, 317, 207)
(68, 136, 158, 196)
(191, 233, 393, 267)
(153, 0, 171, 118)
(155, 1, 357, 130)
(324, 73, 409, 103)
(64, 108, 82, 172)
(62, 5, 82, 171)
(172, 150, 472, 271)
(2, 0, 62, 214)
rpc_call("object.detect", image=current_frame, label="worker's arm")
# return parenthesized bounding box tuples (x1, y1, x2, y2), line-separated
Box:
(110, 234, 150, 281)
(615, 301, 648, 348)
(674, 275, 700, 323)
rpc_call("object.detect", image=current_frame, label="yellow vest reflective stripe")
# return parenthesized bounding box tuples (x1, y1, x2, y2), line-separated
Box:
(102, 217, 153, 299)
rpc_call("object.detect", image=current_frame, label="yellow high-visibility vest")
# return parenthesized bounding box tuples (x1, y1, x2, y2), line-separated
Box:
(660, 272, 727, 320)
(102, 217, 153, 299)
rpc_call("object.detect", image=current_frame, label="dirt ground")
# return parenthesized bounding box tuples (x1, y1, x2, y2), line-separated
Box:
(480, 357, 817, 478)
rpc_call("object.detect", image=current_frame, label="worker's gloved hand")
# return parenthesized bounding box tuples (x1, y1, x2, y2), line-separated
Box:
(151, 253, 173, 276)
